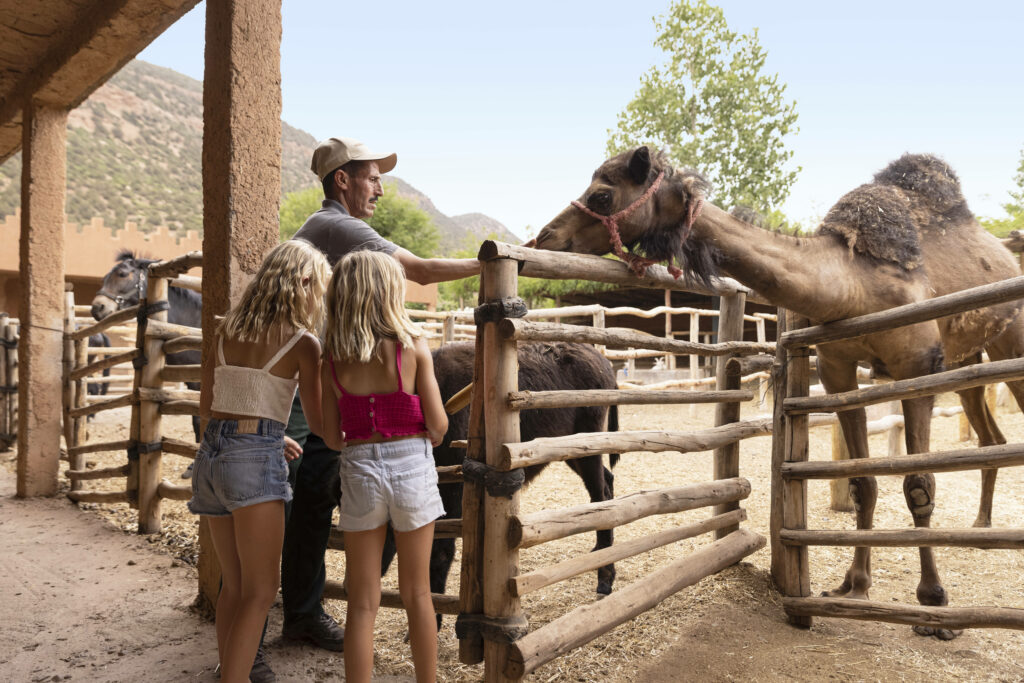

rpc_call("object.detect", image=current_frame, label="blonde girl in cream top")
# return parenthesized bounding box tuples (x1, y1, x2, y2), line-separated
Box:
(189, 239, 330, 683)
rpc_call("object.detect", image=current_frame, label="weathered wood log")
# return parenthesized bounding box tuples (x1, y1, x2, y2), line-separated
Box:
(459, 329, 487, 666)
(499, 318, 773, 356)
(783, 442, 1024, 480)
(163, 335, 203, 355)
(65, 464, 131, 481)
(780, 527, 1024, 549)
(169, 274, 203, 293)
(85, 345, 138, 356)
(160, 364, 201, 384)
(68, 439, 133, 457)
(138, 276, 168, 534)
(157, 479, 193, 501)
(445, 382, 473, 415)
(725, 354, 774, 378)
(510, 477, 751, 549)
(512, 508, 747, 597)
(323, 578, 459, 615)
(771, 311, 812, 627)
(69, 392, 137, 418)
(149, 251, 203, 278)
(138, 387, 201, 403)
(784, 358, 1024, 415)
(159, 400, 200, 417)
(781, 276, 1024, 348)
(783, 597, 1024, 631)
(70, 349, 140, 381)
(713, 292, 746, 537)
(146, 318, 203, 340)
(506, 528, 766, 679)
(436, 464, 462, 484)
(506, 388, 753, 411)
(66, 490, 130, 504)
(500, 418, 773, 471)
(161, 437, 199, 459)
(69, 304, 142, 341)
(478, 240, 757, 299)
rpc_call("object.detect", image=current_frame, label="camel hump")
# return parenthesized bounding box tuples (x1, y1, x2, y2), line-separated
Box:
(817, 183, 924, 271)
(873, 153, 972, 219)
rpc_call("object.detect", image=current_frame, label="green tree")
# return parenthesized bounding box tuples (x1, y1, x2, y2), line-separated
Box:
(278, 181, 439, 257)
(608, 0, 800, 213)
(979, 147, 1024, 237)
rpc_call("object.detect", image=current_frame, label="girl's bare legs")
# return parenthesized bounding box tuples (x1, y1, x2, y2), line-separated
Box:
(395, 522, 437, 683)
(344, 525, 388, 683)
(208, 501, 285, 683)
(206, 515, 240, 673)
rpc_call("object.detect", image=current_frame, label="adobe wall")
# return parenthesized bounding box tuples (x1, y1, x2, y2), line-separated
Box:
(0, 209, 438, 314)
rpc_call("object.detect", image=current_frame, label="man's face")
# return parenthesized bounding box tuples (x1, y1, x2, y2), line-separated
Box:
(339, 161, 383, 219)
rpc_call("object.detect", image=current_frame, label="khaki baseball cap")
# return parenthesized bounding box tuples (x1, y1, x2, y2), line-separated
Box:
(311, 136, 397, 181)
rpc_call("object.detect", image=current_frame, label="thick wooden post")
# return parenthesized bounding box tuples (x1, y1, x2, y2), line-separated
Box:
(712, 292, 746, 538)
(137, 275, 168, 533)
(663, 290, 674, 369)
(592, 308, 605, 356)
(688, 311, 700, 416)
(771, 310, 812, 627)
(442, 314, 455, 345)
(17, 101, 67, 497)
(198, 0, 284, 611)
(457, 315, 487, 664)
(73, 337, 88, 453)
(481, 258, 523, 682)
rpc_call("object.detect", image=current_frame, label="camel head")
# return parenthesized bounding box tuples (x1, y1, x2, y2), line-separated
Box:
(534, 146, 719, 285)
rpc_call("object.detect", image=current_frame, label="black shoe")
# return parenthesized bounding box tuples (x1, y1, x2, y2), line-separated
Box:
(250, 645, 276, 683)
(282, 612, 345, 652)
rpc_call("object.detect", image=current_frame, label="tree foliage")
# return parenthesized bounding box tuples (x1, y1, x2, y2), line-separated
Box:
(608, 0, 800, 214)
(979, 147, 1024, 237)
(279, 181, 440, 257)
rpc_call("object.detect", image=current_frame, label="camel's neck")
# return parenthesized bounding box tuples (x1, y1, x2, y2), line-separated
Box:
(692, 204, 856, 322)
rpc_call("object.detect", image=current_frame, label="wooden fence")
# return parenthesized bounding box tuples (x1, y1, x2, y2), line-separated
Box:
(446, 241, 776, 681)
(0, 313, 17, 449)
(61, 253, 201, 531)
(772, 275, 1024, 632)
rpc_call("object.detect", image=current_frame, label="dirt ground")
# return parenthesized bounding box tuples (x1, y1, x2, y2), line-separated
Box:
(2, 392, 1024, 682)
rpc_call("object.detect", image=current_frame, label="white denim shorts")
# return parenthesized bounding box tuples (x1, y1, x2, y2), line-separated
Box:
(337, 437, 445, 533)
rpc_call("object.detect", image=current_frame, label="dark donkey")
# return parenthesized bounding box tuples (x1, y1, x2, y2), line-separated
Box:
(382, 341, 620, 627)
(91, 250, 203, 440)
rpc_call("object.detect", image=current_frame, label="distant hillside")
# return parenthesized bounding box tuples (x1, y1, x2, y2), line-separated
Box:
(0, 59, 514, 255)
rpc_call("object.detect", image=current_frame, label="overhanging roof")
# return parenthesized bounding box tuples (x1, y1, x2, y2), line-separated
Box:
(0, 0, 200, 164)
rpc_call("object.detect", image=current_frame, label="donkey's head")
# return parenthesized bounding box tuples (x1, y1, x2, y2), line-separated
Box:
(90, 250, 156, 320)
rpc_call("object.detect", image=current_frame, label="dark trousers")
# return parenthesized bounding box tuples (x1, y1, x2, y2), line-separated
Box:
(280, 396, 341, 623)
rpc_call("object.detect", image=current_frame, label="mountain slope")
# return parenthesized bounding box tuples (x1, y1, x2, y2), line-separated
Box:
(0, 59, 514, 255)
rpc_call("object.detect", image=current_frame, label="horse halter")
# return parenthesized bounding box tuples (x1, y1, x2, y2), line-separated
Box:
(95, 264, 147, 310)
(570, 169, 703, 279)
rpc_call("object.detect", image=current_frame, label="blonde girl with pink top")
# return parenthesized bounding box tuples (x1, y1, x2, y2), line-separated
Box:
(190, 239, 330, 683)
(321, 249, 447, 683)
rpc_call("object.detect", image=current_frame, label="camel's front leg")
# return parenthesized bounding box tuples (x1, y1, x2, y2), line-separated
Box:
(902, 395, 961, 640)
(820, 407, 876, 600)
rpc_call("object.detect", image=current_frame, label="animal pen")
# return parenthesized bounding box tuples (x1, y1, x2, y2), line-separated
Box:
(771, 275, 1024, 632)
(47, 242, 1024, 681)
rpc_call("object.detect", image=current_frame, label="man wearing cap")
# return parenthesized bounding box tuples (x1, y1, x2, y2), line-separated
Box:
(278, 137, 479, 653)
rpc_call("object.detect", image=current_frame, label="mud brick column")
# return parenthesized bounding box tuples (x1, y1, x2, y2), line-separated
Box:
(197, 0, 283, 608)
(17, 101, 67, 497)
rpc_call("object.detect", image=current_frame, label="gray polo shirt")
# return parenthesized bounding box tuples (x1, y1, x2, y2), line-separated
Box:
(292, 199, 397, 266)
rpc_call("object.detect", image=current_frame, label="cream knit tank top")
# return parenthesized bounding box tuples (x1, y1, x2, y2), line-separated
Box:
(210, 329, 305, 424)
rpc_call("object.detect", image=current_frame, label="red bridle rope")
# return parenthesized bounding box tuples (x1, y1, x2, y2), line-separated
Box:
(570, 169, 703, 279)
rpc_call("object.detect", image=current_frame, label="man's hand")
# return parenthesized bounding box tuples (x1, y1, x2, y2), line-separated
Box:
(283, 435, 303, 462)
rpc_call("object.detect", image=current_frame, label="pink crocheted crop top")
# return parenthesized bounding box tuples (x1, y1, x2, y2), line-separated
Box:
(328, 343, 427, 441)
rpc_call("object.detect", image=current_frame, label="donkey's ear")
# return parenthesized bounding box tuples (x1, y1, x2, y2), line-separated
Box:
(628, 146, 652, 185)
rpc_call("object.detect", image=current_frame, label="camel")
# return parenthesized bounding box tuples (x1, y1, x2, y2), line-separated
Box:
(534, 146, 1024, 640)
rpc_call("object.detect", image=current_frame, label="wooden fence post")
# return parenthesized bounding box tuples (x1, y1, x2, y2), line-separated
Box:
(663, 290, 674, 370)
(443, 314, 455, 345)
(1, 313, 10, 448)
(137, 274, 168, 533)
(689, 312, 700, 417)
(480, 257, 524, 682)
(771, 309, 812, 627)
(5, 319, 17, 446)
(592, 308, 605, 357)
(713, 292, 746, 538)
(62, 286, 76, 457)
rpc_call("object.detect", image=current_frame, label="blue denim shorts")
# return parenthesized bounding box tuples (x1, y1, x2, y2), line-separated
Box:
(337, 437, 445, 533)
(188, 418, 292, 517)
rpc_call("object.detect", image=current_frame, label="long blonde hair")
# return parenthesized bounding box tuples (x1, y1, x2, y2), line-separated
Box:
(218, 239, 330, 342)
(324, 249, 422, 362)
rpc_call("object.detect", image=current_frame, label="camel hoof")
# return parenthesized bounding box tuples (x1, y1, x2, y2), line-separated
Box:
(935, 628, 962, 641)
(913, 625, 935, 637)
(972, 517, 992, 528)
(596, 582, 613, 596)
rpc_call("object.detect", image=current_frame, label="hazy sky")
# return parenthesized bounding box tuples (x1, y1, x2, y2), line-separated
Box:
(140, 1, 1024, 240)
